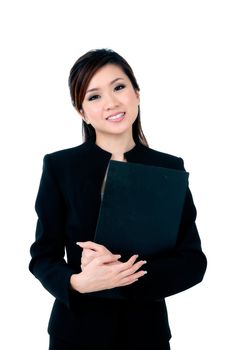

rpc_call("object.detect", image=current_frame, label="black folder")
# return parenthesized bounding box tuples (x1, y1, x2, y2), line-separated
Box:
(94, 160, 189, 258)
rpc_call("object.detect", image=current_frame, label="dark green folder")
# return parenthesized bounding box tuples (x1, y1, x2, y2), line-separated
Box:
(94, 160, 189, 258)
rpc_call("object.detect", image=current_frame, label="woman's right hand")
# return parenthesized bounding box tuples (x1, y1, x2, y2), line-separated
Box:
(70, 253, 147, 293)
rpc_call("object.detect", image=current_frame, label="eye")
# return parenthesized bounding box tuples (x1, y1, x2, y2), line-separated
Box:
(115, 84, 125, 91)
(88, 94, 100, 102)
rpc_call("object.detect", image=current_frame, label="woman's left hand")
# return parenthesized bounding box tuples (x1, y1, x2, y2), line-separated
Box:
(77, 241, 118, 270)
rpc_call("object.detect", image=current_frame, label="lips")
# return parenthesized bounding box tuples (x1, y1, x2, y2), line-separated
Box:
(106, 112, 125, 120)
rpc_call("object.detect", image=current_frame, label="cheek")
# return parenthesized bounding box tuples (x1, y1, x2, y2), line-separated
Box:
(123, 92, 139, 106)
(119, 95, 131, 106)
(129, 95, 139, 118)
(85, 104, 102, 118)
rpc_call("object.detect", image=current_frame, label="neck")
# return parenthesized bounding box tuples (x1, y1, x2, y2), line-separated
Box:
(95, 133, 136, 161)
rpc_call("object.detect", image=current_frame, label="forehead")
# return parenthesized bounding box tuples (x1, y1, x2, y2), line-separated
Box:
(88, 64, 128, 87)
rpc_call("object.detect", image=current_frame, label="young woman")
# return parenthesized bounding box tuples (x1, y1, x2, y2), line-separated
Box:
(29, 48, 207, 349)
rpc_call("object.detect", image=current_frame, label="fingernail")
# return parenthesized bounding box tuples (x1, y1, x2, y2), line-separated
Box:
(143, 270, 148, 274)
(143, 260, 147, 264)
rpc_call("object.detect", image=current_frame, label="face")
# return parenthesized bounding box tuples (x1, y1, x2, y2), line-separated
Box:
(80, 64, 140, 141)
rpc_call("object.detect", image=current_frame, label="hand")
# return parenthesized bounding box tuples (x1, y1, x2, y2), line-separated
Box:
(77, 241, 114, 271)
(71, 246, 147, 293)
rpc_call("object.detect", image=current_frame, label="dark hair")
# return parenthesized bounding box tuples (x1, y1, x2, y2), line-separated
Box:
(68, 48, 149, 147)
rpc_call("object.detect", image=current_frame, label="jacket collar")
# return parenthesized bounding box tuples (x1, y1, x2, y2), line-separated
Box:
(84, 139, 148, 163)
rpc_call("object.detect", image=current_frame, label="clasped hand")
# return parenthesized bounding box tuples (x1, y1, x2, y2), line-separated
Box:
(70, 241, 147, 294)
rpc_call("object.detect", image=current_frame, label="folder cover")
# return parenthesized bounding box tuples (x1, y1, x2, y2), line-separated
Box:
(94, 160, 189, 259)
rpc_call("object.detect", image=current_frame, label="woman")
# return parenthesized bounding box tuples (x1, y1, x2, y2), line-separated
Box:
(29, 48, 207, 349)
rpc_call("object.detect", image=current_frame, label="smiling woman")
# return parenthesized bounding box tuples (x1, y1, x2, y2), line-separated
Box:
(68, 48, 148, 152)
(80, 64, 140, 145)
(29, 48, 207, 350)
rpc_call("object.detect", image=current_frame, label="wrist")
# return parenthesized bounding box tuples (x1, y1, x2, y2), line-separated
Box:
(70, 273, 84, 293)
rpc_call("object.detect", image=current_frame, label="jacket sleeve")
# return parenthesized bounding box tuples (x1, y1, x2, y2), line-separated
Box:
(123, 158, 207, 301)
(29, 155, 76, 308)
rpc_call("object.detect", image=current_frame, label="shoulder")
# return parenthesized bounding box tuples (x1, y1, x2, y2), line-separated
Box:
(141, 144, 185, 171)
(42, 142, 90, 172)
(45, 142, 88, 160)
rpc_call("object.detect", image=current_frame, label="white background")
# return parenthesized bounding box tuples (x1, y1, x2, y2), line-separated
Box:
(1, 1, 231, 349)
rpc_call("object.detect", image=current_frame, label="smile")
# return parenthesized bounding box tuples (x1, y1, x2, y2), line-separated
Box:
(107, 113, 125, 121)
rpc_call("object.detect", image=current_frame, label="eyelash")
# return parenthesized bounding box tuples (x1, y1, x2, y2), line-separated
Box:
(87, 84, 126, 101)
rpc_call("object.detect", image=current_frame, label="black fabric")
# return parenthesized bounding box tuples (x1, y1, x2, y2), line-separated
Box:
(29, 140, 207, 348)
(49, 335, 171, 350)
(48, 297, 172, 347)
(49, 336, 120, 350)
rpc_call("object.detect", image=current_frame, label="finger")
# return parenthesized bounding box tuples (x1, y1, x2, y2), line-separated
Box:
(120, 270, 147, 286)
(76, 241, 98, 250)
(130, 260, 147, 273)
(119, 260, 147, 278)
(82, 248, 94, 254)
(95, 253, 121, 265)
(77, 241, 108, 253)
(81, 256, 86, 265)
(82, 248, 96, 259)
(131, 269, 148, 280)
(116, 254, 139, 272)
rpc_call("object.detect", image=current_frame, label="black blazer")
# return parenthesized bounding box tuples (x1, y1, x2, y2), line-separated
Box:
(29, 140, 207, 348)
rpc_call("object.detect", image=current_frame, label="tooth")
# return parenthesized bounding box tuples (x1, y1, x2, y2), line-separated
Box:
(108, 113, 124, 119)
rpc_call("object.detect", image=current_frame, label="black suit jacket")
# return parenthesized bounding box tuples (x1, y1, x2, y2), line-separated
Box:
(29, 140, 207, 348)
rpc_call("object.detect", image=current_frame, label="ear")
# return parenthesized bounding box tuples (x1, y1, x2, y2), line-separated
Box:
(79, 109, 90, 125)
(135, 90, 140, 104)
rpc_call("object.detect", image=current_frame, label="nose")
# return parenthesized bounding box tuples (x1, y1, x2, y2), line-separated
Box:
(104, 92, 119, 110)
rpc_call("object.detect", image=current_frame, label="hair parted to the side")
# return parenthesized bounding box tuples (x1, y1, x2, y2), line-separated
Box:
(68, 48, 149, 147)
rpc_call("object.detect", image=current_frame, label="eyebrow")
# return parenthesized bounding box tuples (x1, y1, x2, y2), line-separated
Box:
(86, 78, 125, 94)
